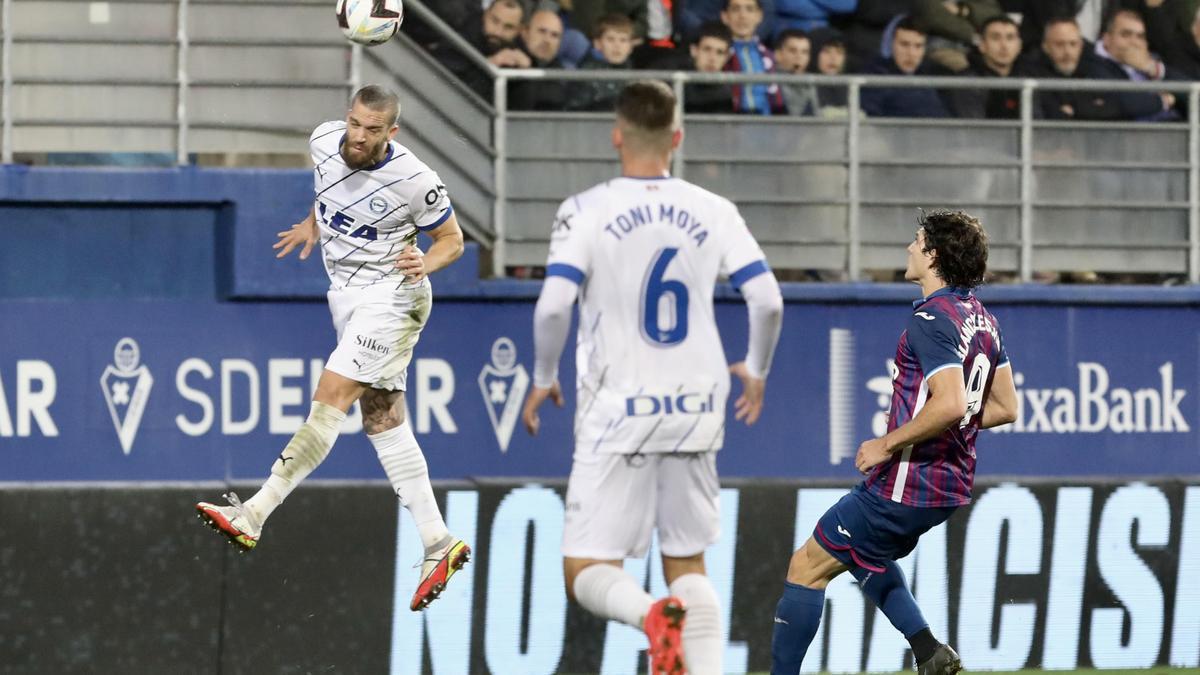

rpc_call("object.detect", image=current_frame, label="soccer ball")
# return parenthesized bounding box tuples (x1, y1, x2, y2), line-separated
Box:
(336, 0, 403, 46)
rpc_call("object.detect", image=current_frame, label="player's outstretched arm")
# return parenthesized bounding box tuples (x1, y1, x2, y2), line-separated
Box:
(855, 367, 967, 473)
(980, 363, 1017, 429)
(521, 276, 578, 436)
(274, 206, 318, 260)
(396, 214, 465, 283)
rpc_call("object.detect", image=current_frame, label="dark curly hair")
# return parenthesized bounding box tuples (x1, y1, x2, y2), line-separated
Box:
(919, 210, 988, 289)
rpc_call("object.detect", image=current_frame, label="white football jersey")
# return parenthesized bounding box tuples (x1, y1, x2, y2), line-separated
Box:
(308, 120, 453, 290)
(547, 176, 770, 454)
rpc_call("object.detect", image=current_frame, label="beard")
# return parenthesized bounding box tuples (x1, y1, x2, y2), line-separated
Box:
(484, 34, 516, 54)
(341, 138, 388, 170)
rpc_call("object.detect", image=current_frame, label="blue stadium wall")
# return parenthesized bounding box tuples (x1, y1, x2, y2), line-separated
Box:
(2, 167, 1199, 673)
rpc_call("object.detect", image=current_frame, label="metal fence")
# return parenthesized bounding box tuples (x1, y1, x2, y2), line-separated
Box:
(0, 0, 360, 163)
(492, 68, 1200, 283)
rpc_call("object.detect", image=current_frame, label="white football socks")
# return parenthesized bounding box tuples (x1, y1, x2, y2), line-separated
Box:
(572, 564, 654, 629)
(244, 401, 346, 527)
(369, 421, 450, 553)
(670, 573, 723, 675)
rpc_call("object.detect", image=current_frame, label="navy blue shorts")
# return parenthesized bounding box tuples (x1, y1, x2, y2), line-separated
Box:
(813, 483, 958, 573)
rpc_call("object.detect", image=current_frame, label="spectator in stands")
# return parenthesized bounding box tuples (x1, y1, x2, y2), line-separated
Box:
(1093, 9, 1180, 119)
(775, 29, 822, 114)
(1142, 0, 1200, 79)
(547, 1, 593, 68)
(1016, 0, 1116, 43)
(568, 0, 663, 44)
(402, 0, 481, 51)
(635, 0, 694, 68)
(434, 0, 530, 100)
(1096, 9, 1179, 79)
(512, 8, 568, 110)
(912, 0, 1005, 72)
(723, 0, 788, 114)
(685, 0, 778, 44)
(567, 14, 636, 110)
(569, 0, 690, 68)
(1017, 16, 1173, 121)
(685, 22, 738, 113)
(830, 0, 911, 72)
(860, 17, 949, 117)
(948, 15, 1022, 118)
(775, 0, 857, 33)
(481, 0, 534, 66)
(810, 27, 851, 111)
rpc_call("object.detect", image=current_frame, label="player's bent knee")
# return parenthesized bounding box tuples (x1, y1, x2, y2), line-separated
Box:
(661, 552, 706, 585)
(786, 537, 845, 588)
(313, 369, 368, 412)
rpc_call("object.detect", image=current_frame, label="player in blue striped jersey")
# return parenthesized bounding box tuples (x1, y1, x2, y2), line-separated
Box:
(196, 85, 470, 612)
(770, 211, 1019, 675)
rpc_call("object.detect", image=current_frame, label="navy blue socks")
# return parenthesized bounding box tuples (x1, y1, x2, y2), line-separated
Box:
(772, 561, 940, 674)
(770, 581, 825, 675)
(851, 562, 937, 663)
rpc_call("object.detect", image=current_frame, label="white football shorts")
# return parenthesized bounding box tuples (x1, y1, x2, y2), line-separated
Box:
(324, 281, 431, 392)
(561, 451, 720, 560)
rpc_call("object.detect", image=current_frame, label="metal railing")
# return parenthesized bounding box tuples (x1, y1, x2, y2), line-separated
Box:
(0, 0, 356, 163)
(493, 69, 1200, 283)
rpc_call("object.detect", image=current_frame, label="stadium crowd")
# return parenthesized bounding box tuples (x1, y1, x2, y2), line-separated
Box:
(408, 0, 1200, 119)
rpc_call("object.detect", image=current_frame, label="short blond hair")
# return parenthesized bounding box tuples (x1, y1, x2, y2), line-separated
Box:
(351, 85, 400, 126)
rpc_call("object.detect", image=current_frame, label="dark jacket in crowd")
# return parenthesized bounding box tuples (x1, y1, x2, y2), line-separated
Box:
(949, 50, 1020, 118)
(913, 0, 1005, 47)
(402, 0, 480, 52)
(1015, 45, 1170, 121)
(509, 51, 567, 112)
(860, 57, 950, 117)
(1143, 2, 1200, 80)
(808, 27, 850, 108)
(816, 83, 850, 108)
(565, 56, 633, 111)
(684, 82, 736, 113)
(430, 19, 504, 101)
(829, 0, 913, 71)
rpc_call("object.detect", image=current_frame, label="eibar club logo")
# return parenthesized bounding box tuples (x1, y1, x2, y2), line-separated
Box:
(100, 337, 153, 455)
(478, 337, 529, 453)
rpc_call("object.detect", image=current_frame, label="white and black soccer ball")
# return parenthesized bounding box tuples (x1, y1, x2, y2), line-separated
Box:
(336, 0, 403, 46)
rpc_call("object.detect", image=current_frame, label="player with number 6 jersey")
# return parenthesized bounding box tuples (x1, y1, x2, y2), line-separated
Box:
(541, 169, 770, 455)
(522, 81, 784, 675)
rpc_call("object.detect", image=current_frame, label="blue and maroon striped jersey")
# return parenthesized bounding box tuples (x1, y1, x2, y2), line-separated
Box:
(863, 286, 1010, 507)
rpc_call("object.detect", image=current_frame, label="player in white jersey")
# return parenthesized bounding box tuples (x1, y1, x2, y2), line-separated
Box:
(196, 85, 471, 612)
(521, 81, 784, 674)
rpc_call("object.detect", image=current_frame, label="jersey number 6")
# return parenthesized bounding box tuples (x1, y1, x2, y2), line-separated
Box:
(640, 247, 689, 346)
